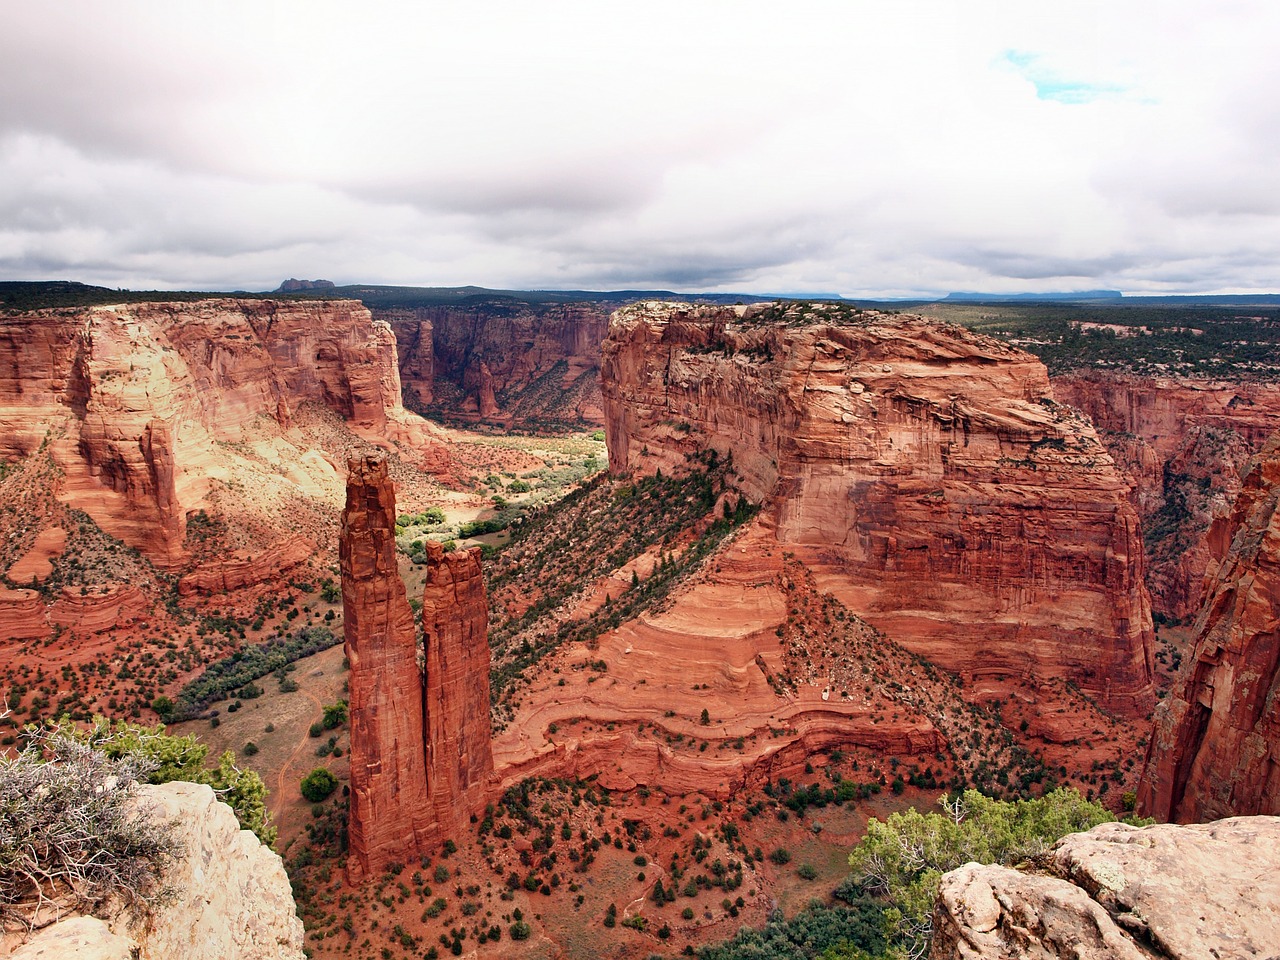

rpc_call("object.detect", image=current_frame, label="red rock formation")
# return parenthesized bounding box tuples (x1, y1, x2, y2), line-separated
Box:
(341, 454, 434, 882)
(1138, 434, 1280, 821)
(420, 542, 494, 836)
(0, 587, 49, 641)
(382, 302, 608, 427)
(48, 584, 149, 635)
(601, 302, 1155, 716)
(178, 535, 315, 596)
(0, 299, 447, 568)
(342, 457, 495, 881)
(1055, 372, 1280, 620)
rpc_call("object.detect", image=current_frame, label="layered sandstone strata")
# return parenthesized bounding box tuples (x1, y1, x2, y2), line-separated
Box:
(178, 535, 315, 596)
(382, 302, 608, 426)
(341, 455, 433, 882)
(421, 542, 495, 837)
(0, 300, 446, 568)
(930, 816, 1280, 960)
(1138, 434, 1280, 821)
(601, 303, 1155, 715)
(1055, 373, 1280, 619)
(341, 457, 495, 881)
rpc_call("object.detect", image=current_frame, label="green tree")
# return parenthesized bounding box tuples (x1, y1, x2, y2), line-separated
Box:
(300, 767, 338, 803)
(846, 788, 1128, 957)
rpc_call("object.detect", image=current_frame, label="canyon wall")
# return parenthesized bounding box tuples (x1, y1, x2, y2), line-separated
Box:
(931, 815, 1280, 960)
(0, 299, 446, 568)
(1138, 434, 1280, 822)
(1054, 373, 1280, 620)
(341, 455, 434, 883)
(342, 456, 494, 881)
(601, 303, 1155, 716)
(380, 301, 608, 427)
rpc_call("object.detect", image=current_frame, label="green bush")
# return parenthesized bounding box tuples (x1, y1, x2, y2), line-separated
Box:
(300, 767, 338, 803)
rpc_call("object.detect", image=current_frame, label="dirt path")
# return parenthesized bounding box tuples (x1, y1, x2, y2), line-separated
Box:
(272, 685, 325, 825)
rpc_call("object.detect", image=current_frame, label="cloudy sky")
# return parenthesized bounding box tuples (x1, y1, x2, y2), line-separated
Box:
(2, 2, 1277, 297)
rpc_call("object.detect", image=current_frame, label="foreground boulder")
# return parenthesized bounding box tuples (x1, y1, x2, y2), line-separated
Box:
(4, 781, 304, 960)
(930, 816, 1280, 959)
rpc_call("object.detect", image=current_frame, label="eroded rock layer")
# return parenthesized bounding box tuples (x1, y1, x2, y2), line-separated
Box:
(930, 816, 1280, 960)
(421, 542, 495, 837)
(1055, 372, 1280, 620)
(382, 302, 608, 427)
(341, 455, 433, 882)
(1138, 434, 1280, 821)
(601, 303, 1155, 715)
(0, 299, 446, 568)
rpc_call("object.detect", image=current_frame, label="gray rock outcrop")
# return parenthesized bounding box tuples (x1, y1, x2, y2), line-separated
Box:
(930, 816, 1280, 959)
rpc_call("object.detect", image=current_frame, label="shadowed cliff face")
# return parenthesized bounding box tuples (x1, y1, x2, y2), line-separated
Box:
(1054, 372, 1280, 622)
(380, 302, 608, 428)
(601, 302, 1155, 717)
(1139, 434, 1280, 822)
(0, 299, 447, 569)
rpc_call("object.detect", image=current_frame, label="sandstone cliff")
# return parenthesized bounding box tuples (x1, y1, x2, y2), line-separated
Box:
(0, 299, 447, 569)
(381, 301, 608, 427)
(930, 816, 1280, 959)
(1055, 372, 1280, 620)
(340, 454, 434, 883)
(1138, 434, 1280, 821)
(421, 541, 495, 839)
(601, 303, 1155, 716)
(5, 781, 304, 960)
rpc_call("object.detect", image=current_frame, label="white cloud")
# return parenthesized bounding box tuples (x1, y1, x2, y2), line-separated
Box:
(0, 1, 1277, 295)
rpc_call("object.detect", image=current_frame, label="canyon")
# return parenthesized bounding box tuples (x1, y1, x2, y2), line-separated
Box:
(3, 286, 1280, 959)
(1138, 434, 1280, 821)
(380, 301, 608, 428)
(1055, 372, 1280, 621)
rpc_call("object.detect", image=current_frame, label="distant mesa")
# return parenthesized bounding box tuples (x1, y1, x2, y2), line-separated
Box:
(275, 278, 335, 292)
(943, 289, 1123, 302)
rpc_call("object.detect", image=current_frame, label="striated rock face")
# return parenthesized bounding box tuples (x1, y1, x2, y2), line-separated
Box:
(1055, 372, 1280, 620)
(178, 535, 315, 596)
(601, 303, 1155, 715)
(1138, 434, 1280, 821)
(0, 299, 446, 568)
(340, 454, 433, 882)
(47, 584, 149, 635)
(421, 542, 495, 838)
(382, 302, 608, 427)
(930, 816, 1280, 960)
(5, 781, 304, 960)
(0, 588, 49, 641)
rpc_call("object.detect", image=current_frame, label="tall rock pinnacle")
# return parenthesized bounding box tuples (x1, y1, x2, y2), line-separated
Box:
(421, 541, 495, 837)
(341, 454, 433, 882)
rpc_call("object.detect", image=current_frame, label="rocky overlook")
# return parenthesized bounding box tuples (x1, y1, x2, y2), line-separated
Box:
(1138, 433, 1280, 821)
(930, 815, 1280, 960)
(601, 302, 1155, 716)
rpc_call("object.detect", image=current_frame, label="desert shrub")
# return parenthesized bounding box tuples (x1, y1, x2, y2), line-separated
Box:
(0, 729, 182, 929)
(300, 768, 338, 803)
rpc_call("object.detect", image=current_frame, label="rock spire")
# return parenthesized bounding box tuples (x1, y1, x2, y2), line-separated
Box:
(341, 455, 495, 881)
